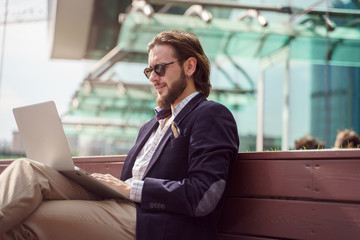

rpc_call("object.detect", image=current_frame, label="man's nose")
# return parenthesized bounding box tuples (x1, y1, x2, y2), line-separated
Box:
(149, 71, 160, 82)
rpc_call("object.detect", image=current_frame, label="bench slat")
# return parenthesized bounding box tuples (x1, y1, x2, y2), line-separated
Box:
(218, 233, 280, 240)
(0, 157, 126, 179)
(0, 160, 14, 173)
(1, 150, 360, 240)
(228, 160, 313, 198)
(218, 197, 360, 240)
(229, 158, 360, 202)
(313, 160, 360, 201)
(73, 155, 125, 178)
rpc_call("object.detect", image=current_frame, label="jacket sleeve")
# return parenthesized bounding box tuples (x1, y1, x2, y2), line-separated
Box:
(140, 103, 239, 217)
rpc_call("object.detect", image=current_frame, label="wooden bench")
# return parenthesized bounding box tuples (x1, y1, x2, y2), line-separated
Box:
(218, 149, 360, 240)
(1, 149, 360, 240)
(0, 155, 125, 178)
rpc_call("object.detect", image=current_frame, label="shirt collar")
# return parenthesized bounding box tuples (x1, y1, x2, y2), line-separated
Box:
(172, 91, 199, 118)
(154, 92, 199, 121)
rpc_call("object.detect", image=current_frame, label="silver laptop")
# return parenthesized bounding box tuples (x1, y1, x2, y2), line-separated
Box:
(13, 101, 128, 200)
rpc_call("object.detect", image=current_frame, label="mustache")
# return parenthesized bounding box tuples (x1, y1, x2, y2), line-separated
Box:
(153, 82, 166, 88)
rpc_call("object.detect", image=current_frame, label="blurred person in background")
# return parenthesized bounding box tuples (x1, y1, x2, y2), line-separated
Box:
(294, 135, 325, 150)
(334, 129, 360, 149)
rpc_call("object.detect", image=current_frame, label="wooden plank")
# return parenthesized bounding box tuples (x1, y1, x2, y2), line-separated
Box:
(0, 159, 14, 173)
(228, 159, 313, 198)
(73, 155, 126, 163)
(74, 155, 125, 178)
(218, 197, 360, 240)
(238, 149, 360, 160)
(3, 153, 360, 202)
(313, 160, 360, 201)
(0, 156, 126, 176)
(229, 150, 360, 202)
(74, 161, 124, 178)
(228, 158, 360, 202)
(2, 150, 359, 173)
(218, 233, 280, 240)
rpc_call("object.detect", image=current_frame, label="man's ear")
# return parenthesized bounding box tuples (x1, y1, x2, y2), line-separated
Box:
(185, 57, 197, 78)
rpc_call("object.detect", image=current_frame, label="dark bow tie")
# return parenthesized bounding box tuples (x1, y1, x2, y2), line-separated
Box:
(156, 108, 172, 121)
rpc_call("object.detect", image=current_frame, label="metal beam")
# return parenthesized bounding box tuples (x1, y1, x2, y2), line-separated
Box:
(148, 0, 293, 13)
(148, 0, 360, 17)
(257, 46, 290, 151)
(87, 47, 131, 80)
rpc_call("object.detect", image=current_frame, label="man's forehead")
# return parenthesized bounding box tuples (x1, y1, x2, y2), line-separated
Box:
(148, 44, 175, 62)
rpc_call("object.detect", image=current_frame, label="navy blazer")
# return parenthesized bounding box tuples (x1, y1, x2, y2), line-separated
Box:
(120, 93, 239, 240)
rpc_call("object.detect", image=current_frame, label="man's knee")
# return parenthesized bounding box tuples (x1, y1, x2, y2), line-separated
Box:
(10, 158, 50, 175)
(9, 158, 34, 170)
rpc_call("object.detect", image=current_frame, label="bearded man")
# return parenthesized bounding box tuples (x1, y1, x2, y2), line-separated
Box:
(0, 30, 239, 240)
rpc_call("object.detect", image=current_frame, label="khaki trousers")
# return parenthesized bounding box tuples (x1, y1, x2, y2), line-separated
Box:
(0, 158, 136, 240)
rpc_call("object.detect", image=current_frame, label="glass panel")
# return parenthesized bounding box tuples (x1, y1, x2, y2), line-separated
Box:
(62, 1, 360, 153)
(118, 12, 360, 66)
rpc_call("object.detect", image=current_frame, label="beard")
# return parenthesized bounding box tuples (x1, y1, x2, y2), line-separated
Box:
(156, 68, 187, 109)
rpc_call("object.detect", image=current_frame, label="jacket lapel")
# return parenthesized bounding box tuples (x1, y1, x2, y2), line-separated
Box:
(142, 93, 207, 178)
(173, 93, 206, 125)
(142, 127, 172, 178)
(122, 119, 158, 179)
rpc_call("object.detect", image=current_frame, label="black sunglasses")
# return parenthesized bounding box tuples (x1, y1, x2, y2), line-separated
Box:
(143, 60, 181, 79)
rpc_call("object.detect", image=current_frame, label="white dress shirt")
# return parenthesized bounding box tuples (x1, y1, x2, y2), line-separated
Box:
(125, 92, 199, 202)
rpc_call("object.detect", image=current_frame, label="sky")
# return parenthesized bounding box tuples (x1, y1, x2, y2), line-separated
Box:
(0, 20, 92, 144)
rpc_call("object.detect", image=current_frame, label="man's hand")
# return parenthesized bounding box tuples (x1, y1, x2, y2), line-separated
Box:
(92, 173, 131, 199)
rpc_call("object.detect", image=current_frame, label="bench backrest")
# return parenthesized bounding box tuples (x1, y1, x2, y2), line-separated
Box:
(1, 149, 360, 240)
(218, 150, 360, 240)
(0, 156, 126, 178)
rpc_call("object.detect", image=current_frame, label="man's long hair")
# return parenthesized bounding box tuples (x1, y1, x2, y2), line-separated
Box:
(147, 30, 211, 97)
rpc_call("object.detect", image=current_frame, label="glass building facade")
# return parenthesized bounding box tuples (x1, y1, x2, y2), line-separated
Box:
(311, 64, 360, 147)
(310, 1, 360, 147)
(62, 0, 360, 154)
(43, 0, 360, 154)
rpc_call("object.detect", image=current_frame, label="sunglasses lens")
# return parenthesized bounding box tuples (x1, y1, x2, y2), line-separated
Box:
(154, 64, 165, 77)
(144, 68, 152, 79)
(144, 61, 175, 79)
